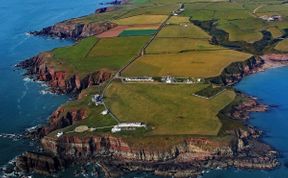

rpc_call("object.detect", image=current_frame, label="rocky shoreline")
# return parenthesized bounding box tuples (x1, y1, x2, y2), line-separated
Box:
(13, 1, 288, 177)
(14, 54, 288, 177)
(16, 52, 112, 95)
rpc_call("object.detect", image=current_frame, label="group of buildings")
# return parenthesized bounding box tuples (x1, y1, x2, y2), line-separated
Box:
(111, 122, 147, 133)
(123, 76, 202, 84)
(260, 15, 282, 22)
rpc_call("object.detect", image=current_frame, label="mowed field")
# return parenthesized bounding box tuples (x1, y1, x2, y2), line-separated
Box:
(157, 23, 210, 38)
(113, 14, 168, 25)
(123, 50, 251, 77)
(105, 82, 236, 136)
(180, 1, 288, 43)
(52, 36, 150, 77)
(275, 39, 288, 52)
(146, 38, 224, 54)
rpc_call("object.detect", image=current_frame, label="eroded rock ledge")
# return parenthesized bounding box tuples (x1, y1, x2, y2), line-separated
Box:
(17, 52, 112, 94)
(30, 21, 117, 40)
(16, 54, 288, 177)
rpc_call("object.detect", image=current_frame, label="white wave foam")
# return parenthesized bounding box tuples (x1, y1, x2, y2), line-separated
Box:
(23, 77, 33, 82)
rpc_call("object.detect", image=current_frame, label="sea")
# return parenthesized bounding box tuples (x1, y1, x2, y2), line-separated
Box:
(1, 0, 288, 177)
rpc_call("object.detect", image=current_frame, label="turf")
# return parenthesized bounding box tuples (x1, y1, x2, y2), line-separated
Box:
(113, 15, 168, 25)
(123, 50, 251, 77)
(51, 36, 150, 77)
(217, 18, 265, 43)
(275, 39, 288, 52)
(157, 24, 210, 39)
(167, 16, 190, 24)
(48, 87, 117, 137)
(146, 38, 224, 54)
(119, 29, 158, 37)
(105, 82, 236, 136)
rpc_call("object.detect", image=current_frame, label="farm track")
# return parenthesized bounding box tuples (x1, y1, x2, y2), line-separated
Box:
(101, 9, 177, 124)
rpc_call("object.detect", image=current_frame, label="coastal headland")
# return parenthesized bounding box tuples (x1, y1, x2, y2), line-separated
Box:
(14, 0, 288, 177)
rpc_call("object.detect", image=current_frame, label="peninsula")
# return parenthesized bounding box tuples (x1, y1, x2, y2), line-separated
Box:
(15, 0, 288, 177)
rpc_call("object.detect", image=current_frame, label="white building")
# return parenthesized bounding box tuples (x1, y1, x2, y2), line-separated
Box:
(101, 110, 109, 115)
(56, 132, 63, 138)
(111, 122, 146, 133)
(162, 76, 174, 84)
(124, 77, 154, 82)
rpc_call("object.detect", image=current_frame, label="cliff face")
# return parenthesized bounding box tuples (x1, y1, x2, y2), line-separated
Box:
(18, 53, 112, 94)
(39, 108, 87, 137)
(210, 56, 264, 85)
(41, 135, 232, 162)
(37, 129, 278, 177)
(31, 21, 117, 40)
(15, 152, 65, 175)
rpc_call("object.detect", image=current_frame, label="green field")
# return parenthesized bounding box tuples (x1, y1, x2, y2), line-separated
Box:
(124, 50, 251, 77)
(217, 18, 265, 42)
(167, 16, 190, 24)
(146, 38, 224, 54)
(52, 36, 150, 77)
(44, 0, 288, 142)
(157, 24, 210, 39)
(275, 39, 288, 52)
(48, 87, 117, 137)
(113, 15, 168, 25)
(105, 82, 236, 136)
(119, 29, 158, 37)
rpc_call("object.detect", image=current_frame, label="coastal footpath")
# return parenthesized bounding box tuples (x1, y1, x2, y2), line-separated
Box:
(13, 0, 288, 177)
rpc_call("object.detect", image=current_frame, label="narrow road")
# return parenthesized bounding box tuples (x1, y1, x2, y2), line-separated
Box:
(100, 9, 178, 125)
(253, 5, 264, 15)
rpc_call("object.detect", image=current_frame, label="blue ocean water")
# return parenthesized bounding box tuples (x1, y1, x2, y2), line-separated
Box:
(1, 0, 288, 177)
(0, 0, 109, 175)
(202, 67, 288, 178)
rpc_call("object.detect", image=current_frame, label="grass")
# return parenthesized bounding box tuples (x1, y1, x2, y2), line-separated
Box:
(217, 18, 265, 43)
(146, 38, 224, 54)
(167, 16, 190, 24)
(195, 85, 225, 98)
(275, 39, 288, 52)
(51, 36, 150, 77)
(119, 29, 158, 37)
(48, 87, 117, 138)
(105, 82, 236, 136)
(157, 24, 210, 39)
(123, 50, 251, 77)
(113, 15, 168, 25)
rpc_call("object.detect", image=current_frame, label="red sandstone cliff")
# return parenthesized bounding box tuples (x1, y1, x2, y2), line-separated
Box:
(18, 52, 112, 94)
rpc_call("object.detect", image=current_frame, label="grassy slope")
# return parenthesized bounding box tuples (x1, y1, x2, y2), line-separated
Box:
(146, 38, 224, 54)
(113, 14, 168, 25)
(275, 39, 288, 52)
(105, 82, 236, 136)
(51, 36, 150, 77)
(124, 50, 251, 77)
(46, 0, 288, 144)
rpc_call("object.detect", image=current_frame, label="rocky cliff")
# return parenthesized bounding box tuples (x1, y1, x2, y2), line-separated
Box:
(39, 108, 87, 137)
(17, 52, 112, 94)
(15, 152, 65, 175)
(35, 129, 278, 177)
(209, 56, 264, 85)
(30, 21, 117, 40)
